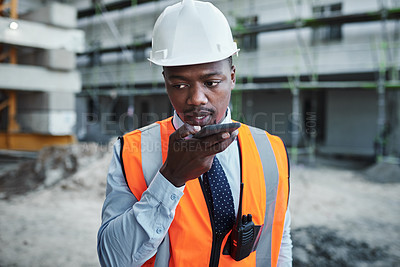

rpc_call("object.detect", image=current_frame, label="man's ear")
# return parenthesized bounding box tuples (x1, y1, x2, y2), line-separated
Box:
(230, 65, 236, 90)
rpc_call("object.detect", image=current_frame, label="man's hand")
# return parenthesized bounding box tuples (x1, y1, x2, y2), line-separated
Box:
(159, 123, 238, 187)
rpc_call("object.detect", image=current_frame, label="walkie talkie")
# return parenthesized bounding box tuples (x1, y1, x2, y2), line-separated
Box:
(229, 183, 263, 261)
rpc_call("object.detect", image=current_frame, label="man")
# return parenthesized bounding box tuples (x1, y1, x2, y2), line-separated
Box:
(97, 0, 292, 266)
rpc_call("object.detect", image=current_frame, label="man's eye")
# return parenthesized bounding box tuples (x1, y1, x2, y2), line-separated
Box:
(205, 81, 220, 87)
(173, 84, 188, 89)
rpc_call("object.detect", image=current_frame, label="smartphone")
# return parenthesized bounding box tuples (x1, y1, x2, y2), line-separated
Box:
(192, 122, 241, 139)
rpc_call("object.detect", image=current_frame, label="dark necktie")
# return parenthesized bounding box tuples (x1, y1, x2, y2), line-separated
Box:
(203, 157, 235, 233)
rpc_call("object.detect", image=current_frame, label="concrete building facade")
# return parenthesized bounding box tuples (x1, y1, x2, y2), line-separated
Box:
(0, 0, 84, 150)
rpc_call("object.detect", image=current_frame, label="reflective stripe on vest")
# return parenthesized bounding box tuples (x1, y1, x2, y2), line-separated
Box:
(247, 126, 289, 266)
(121, 117, 289, 267)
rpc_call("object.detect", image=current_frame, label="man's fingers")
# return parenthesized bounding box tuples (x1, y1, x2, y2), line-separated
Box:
(170, 124, 237, 157)
(201, 130, 235, 149)
(203, 130, 238, 156)
(215, 133, 237, 152)
(173, 124, 201, 141)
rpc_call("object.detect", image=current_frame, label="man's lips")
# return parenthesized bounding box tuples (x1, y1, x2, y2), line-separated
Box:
(182, 108, 215, 125)
(184, 111, 211, 119)
(190, 114, 208, 120)
(184, 112, 212, 126)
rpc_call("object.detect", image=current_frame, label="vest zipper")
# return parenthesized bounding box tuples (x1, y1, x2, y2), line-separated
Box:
(198, 178, 229, 267)
(209, 232, 226, 267)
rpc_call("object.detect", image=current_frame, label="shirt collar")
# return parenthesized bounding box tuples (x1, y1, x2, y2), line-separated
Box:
(172, 107, 232, 130)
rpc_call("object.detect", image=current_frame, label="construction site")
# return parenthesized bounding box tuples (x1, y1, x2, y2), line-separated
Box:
(0, 0, 399, 266)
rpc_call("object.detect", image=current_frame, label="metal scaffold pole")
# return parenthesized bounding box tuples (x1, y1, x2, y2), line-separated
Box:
(289, 76, 300, 165)
(376, 0, 389, 161)
(377, 70, 386, 160)
(286, 0, 320, 164)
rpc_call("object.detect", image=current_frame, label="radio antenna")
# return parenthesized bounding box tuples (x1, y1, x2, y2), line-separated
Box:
(236, 183, 244, 227)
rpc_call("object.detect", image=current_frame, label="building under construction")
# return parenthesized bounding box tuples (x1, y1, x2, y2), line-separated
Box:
(0, 0, 84, 150)
(1, 0, 400, 162)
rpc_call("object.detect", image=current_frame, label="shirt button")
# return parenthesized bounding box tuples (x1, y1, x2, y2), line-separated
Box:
(156, 227, 162, 234)
(170, 194, 177, 201)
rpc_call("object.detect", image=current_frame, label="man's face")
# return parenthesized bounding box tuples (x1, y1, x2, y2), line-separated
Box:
(163, 59, 236, 126)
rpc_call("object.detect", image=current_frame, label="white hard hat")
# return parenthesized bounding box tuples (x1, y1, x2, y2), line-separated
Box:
(149, 0, 239, 66)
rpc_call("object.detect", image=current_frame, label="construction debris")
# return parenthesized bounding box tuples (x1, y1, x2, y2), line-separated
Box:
(292, 226, 394, 266)
(0, 142, 110, 199)
(364, 161, 400, 184)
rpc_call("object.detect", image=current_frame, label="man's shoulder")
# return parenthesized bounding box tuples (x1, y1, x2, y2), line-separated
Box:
(238, 122, 286, 147)
(123, 123, 159, 139)
(123, 117, 173, 138)
(241, 123, 266, 133)
(237, 122, 268, 136)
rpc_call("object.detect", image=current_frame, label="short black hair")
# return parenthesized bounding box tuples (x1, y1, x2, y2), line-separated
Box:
(226, 56, 232, 68)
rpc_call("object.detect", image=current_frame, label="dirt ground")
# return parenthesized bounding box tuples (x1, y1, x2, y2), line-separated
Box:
(0, 143, 399, 266)
(290, 163, 400, 266)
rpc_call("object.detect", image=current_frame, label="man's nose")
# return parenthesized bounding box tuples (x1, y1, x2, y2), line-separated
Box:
(187, 85, 208, 106)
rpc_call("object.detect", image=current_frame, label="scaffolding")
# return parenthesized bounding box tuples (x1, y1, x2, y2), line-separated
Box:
(0, 0, 83, 150)
(0, 0, 21, 150)
(0, 0, 20, 136)
(76, 0, 400, 160)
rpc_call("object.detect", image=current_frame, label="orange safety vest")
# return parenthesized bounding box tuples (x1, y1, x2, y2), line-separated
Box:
(120, 117, 289, 267)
